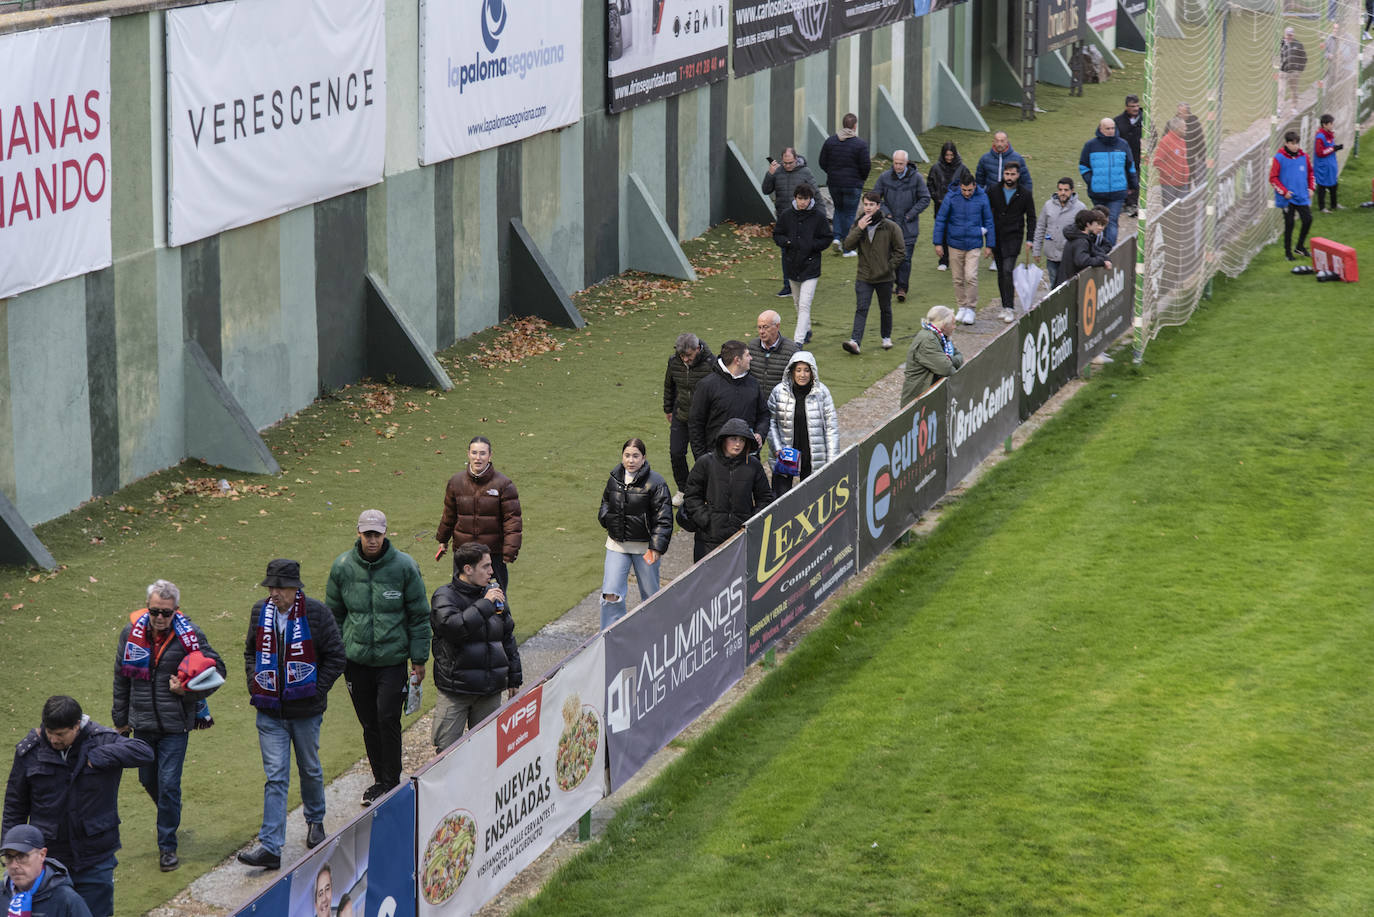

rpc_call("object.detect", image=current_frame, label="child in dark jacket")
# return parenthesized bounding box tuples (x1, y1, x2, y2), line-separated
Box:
(1061, 209, 1112, 279)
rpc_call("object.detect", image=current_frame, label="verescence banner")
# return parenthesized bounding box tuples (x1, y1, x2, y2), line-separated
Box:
(856, 386, 947, 569)
(608, 0, 728, 113)
(745, 448, 858, 663)
(0, 20, 112, 300)
(1076, 237, 1135, 373)
(732, 0, 832, 79)
(415, 642, 606, 915)
(604, 536, 748, 790)
(946, 327, 1019, 486)
(1036, 0, 1084, 56)
(420, 0, 583, 165)
(166, 0, 386, 247)
(1018, 280, 1077, 419)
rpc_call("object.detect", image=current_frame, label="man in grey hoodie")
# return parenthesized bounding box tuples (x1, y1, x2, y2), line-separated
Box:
(1032, 177, 1087, 289)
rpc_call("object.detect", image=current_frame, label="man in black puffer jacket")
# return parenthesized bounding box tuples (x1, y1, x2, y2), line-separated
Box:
(430, 542, 522, 753)
(683, 417, 773, 562)
(662, 333, 713, 498)
(688, 340, 768, 460)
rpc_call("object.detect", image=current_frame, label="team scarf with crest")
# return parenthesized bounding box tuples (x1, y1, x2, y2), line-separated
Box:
(248, 590, 317, 711)
(120, 610, 202, 680)
(5, 866, 44, 917)
(923, 320, 955, 358)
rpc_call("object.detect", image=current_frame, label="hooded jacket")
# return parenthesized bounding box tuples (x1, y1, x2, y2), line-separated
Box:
(872, 164, 932, 243)
(688, 360, 768, 458)
(1061, 223, 1111, 277)
(933, 186, 996, 252)
(662, 342, 715, 423)
(242, 594, 346, 720)
(598, 461, 673, 553)
(0, 858, 91, 917)
(435, 464, 522, 563)
(112, 611, 226, 734)
(1078, 129, 1138, 201)
(430, 576, 522, 697)
(325, 539, 431, 668)
(767, 351, 840, 469)
(772, 198, 833, 282)
(682, 418, 773, 550)
(3, 717, 153, 873)
(760, 155, 819, 214)
(901, 323, 965, 406)
(1032, 192, 1087, 262)
(975, 145, 1032, 194)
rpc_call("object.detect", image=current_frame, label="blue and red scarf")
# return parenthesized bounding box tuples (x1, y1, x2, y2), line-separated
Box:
(6, 866, 43, 917)
(120, 610, 201, 680)
(249, 590, 318, 711)
(924, 320, 955, 358)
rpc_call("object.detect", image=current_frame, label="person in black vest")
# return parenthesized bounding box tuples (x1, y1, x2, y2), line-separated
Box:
(986, 161, 1036, 322)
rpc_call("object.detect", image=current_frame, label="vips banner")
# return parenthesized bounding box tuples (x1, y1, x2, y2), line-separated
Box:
(745, 449, 858, 664)
(604, 536, 747, 791)
(946, 327, 1019, 486)
(415, 642, 606, 915)
(1018, 280, 1077, 419)
(608, 0, 728, 113)
(166, 0, 385, 247)
(420, 0, 582, 165)
(1076, 237, 1134, 373)
(0, 20, 111, 301)
(732, 0, 832, 79)
(856, 387, 946, 570)
(231, 783, 416, 917)
(1036, 0, 1084, 56)
(831, 0, 908, 40)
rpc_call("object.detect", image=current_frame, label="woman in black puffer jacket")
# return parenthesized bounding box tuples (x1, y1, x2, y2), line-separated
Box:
(598, 437, 673, 628)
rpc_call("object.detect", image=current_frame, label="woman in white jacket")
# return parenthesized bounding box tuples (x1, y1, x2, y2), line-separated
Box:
(766, 351, 840, 497)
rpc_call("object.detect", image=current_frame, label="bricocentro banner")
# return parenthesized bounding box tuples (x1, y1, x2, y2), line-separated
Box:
(607, 0, 729, 113)
(856, 385, 947, 570)
(1018, 279, 1077, 419)
(603, 536, 748, 791)
(744, 448, 858, 664)
(946, 326, 1020, 486)
(1076, 236, 1135, 374)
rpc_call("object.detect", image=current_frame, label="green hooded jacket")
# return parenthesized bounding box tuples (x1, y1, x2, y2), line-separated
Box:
(326, 539, 431, 667)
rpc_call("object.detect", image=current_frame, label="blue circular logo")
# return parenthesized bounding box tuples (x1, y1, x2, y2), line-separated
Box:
(481, 0, 508, 53)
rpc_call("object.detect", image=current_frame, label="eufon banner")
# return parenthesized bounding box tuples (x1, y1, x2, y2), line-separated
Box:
(1018, 279, 1077, 419)
(420, 0, 582, 165)
(831, 0, 908, 40)
(166, 0, 386, 246)
(0, 19, 112, 301)
(745, 449, 858, 664)
(607, 0, 728, 113)
(1036, 0, 1084, 56)
(946, 326, 1019, 486)
(856, 387, 947, 569)
(732, 0, 832, 79)
(415, 642, 606, 915)
(604, 536, 747, 791)
(1076, 236, 1134, 373)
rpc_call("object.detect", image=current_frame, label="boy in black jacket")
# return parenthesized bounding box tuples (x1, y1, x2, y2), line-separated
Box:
(1061, 209, 1113, 279)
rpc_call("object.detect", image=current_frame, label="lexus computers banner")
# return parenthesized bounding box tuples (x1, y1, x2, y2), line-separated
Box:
(608, 0, 728, 113)
(166, 0, 386, 246)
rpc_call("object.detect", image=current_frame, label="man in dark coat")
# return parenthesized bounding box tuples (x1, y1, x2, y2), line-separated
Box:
(434, 436, 522, 592)
(818, 112, 872, 252)
(663, 333, 713, 500)
(1113, 95, 1144, 216)
(682, 418, 773, 562)
(688, 340, 768, 458)
(238, 559, 346, 871)
(111, 579, 226, 873)
(986, 161, 1037, 322)
(4, 696, 152, 917)
(1, 825, 92, 917)
(761, 147, 818, 296)
(430, 542, 522, 752)
(871, 150, 931, 301)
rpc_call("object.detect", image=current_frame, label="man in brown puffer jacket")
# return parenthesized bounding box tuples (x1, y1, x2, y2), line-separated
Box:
(434, 436, 522, 592)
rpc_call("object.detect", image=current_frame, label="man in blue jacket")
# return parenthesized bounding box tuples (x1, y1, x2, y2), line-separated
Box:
(872, 150, 931, 302)
(932, 172, 995, 325)
(1078, 117, 1138, 249)
(975, 131, 1032, 195)
(818, 113, 871, 254)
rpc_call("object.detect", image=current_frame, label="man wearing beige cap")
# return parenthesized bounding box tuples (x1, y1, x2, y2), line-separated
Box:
(325, 510, 430, 808)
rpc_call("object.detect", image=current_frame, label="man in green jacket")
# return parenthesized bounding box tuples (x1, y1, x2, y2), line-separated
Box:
(841, 190, 908, 354)
(325, 509, 430, 806)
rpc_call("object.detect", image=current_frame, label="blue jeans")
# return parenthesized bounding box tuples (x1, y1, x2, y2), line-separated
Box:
(135, 729, 188, 852)
(830, 187, 863, 243)
(72, 854, 116, 917)
(1046, 260, 1061, 289)
(1095, 197, 1124, 248)
(254, 712, 325, 855)
(600, 548, 661, 628)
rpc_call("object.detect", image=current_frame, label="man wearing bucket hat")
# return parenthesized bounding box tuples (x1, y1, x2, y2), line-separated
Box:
(238, 560, 345, 870)
(1, 825, 91, 917)
(111, 579, 226, 873)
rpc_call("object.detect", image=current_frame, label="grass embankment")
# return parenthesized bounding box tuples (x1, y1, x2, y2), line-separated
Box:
(513, 153, 1374, 914)
(0, 60, 1141, 914)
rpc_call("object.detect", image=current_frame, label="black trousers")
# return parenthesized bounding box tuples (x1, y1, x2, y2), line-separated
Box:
(995, 237, 1024, 310)
(669, 417, 692, 492)
(1283, 204, 1312, 255)
(1316, 184, 1338, 210)
(345, 660, 408, 788)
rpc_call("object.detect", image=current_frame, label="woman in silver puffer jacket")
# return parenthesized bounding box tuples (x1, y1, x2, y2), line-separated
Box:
(765, 350, 840, 497)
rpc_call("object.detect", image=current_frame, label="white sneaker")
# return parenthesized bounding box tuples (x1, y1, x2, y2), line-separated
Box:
(672, 491, 684, 507)
(831, 239, 842, 254)
(842, 250, 858, 258)
(961, 307, 976, 325)
(1002, 308, 1015, 324)
(937, 263, 948, 271)
(881, 338, 894, 350)
(988, 261, 998, 272)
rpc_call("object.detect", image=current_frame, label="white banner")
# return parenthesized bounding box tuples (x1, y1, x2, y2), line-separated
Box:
(415, 640, 606, 915)
(420, 0, 583, 164)
(166, 0, 386, 247)
(0, 20, 112, 300)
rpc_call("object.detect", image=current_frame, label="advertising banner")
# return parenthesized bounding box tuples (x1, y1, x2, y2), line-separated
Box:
(856, 387, 947, 570)
(913, 0, 970, 15)
(1076, 237, 1134, 373)
(415, 642, 606, 915)
(1018, 280, 1077, 419)
(420, 0, 582, 165)
(608, 0, 728, 113)
(1122, 0, 1146, 17)
(1036, 0, 1084, 56)
(603, 537, 747, 791)
(166, 0, 386, 247)
(732, 0, 832, 79)
(946, 327, 1019, 486)
(0, 20, 111, 301)
(1087, 0, 1116, 31)
(831, 0, 908, 40)
(744, 449, 858, 663)
(231, 783, 416, 917)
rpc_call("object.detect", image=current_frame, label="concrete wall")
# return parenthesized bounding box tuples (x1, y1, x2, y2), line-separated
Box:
(0, 0, 1012, 526)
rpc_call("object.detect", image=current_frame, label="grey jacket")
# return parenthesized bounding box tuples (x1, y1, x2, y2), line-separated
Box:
(766, 351, 840, 466)
(872, 165, 932, 243)
(760, 156, 819, 215)
(1032, 192, 1087, 262)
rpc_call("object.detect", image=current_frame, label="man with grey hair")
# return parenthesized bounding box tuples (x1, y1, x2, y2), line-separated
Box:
(872, 149, 931, 302)
(747, 310, 798, 399)
(663, 332, 714, 502)
(112, 581, 225, 873)
(901, 305, 964, 405)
